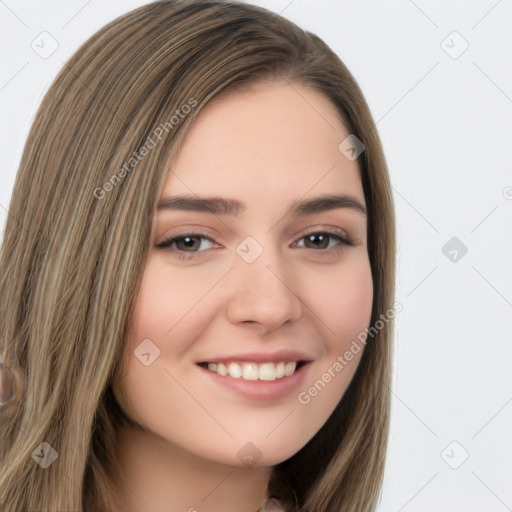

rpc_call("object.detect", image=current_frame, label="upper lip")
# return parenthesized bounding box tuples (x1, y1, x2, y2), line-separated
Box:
(196, 348, 315, 364)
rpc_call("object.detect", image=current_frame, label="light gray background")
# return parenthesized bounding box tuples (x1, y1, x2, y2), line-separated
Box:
(1, 1, 511, 510)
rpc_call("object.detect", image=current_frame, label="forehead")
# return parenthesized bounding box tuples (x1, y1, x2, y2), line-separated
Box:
(161, 81, 364, 203)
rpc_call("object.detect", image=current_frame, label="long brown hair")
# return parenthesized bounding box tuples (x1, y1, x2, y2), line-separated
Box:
(0, 1, 396, 510)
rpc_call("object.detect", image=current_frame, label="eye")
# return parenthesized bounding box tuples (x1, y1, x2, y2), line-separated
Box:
(156, 233, 218, 257)
(295, 230, 354, 251)
(156, 228, 354, 260)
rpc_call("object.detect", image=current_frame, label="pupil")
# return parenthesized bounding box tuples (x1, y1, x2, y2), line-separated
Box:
(180, 236, 199, 250)
(307, 234, 328, 249)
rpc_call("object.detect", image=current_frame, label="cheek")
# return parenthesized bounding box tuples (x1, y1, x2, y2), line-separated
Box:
(113, 258, 214, 429)
(333, 263, 373, 341)
(302, 255, 373, 347)
(293, 258, 372, 432)
(126, 257, 226, 356)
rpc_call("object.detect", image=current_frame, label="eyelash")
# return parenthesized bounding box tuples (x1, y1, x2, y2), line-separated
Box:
(156, 228, 354, 260)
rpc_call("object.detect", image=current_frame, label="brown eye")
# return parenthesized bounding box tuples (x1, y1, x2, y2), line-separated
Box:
(303, 233, 331, 249)
(156, 233, 217, 253)
(298, 231, 353, 251)
(175, 236, 202, 251)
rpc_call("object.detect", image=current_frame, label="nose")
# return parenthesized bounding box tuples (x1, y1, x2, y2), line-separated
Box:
(225, 248, 303, 332)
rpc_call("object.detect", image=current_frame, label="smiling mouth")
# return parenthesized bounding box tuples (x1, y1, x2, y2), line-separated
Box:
(197, 361, 308, 381)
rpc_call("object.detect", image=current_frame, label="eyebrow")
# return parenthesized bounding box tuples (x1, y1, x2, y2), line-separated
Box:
(157, 193, 367, 217)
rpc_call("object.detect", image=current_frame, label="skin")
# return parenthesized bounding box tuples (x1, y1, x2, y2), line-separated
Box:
(111, 81, 373, 512)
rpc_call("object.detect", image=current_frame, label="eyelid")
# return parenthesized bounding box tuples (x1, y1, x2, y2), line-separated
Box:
(155, 230, 218, 249)
(295, 225, 353, 244)
(156, 225, 355, 261)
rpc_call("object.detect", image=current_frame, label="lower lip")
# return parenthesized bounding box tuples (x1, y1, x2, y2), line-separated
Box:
(197, 363, 312, 401)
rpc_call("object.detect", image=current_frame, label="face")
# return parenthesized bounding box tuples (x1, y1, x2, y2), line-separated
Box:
(112, 81, 373, 467)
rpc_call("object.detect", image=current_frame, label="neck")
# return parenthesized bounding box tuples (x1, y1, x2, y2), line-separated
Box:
(109, 424, 272, 512)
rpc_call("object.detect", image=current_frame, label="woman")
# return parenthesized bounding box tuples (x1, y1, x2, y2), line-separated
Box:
(0, 1, 396, 510)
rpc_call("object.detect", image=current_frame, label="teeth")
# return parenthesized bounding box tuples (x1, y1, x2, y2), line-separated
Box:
(242, 363, 259, 380)
(216, 363, 228, 376)
(259, 362, 276, 381)
(204, 361, 299, 381)
(227, 362, 242, 378)
(284, 362, 296, 377)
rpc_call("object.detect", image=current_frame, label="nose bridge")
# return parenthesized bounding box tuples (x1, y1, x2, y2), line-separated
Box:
(225, 237, 303, 329)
